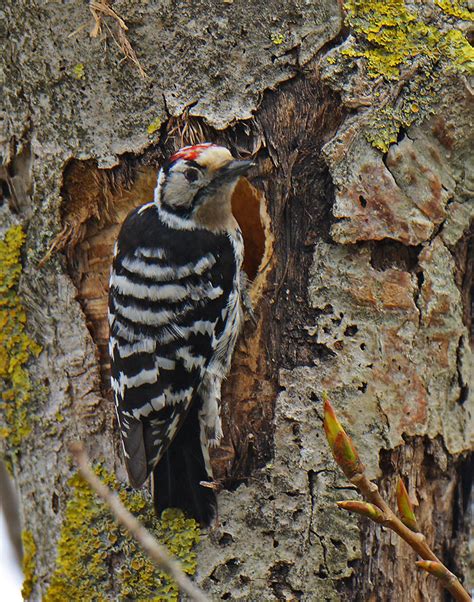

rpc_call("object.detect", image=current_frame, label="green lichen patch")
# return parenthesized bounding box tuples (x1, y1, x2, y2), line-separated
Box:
(44, 466, 200, 601)
(21, 530, 37, 600)
(0, 226, 41, 450)
(328, 0, 474, 151)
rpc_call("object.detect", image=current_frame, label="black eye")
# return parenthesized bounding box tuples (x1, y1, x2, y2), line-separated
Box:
(184, 168, 199, 182)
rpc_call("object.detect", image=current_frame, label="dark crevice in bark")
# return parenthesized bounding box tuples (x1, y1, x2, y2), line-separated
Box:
(455, 335, 469, 406)
(0, 141, 33, 217)
(306, 469, 316, 548)
(256, 71, 346, 372)
(450, 452, 473, 549)
(314, 532, 330, 579)
(451, 223, 473, 344)
(370, 239, 422, 273)
(268, 561, 304, 601)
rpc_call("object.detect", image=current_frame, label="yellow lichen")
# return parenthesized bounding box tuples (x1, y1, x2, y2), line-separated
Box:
(21, 530, 37, 600)
(332, 0, 474, 151)
(365, 71, 441, 151)
(435, 0, 474, 21)
(147, 117, 162, 135)
(0, 226, 41, 449)
(440, 28, 474, 71)
(44, 466, 200, 601)
(71, 63, 85, 80)
(342, 0, 474, 80)
(270, 32, 285, 45)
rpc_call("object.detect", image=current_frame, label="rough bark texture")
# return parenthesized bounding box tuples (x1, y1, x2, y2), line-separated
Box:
(1, 1, 472, 600)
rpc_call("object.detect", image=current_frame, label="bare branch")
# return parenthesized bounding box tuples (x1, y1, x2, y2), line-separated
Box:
(70, 442, 209, 602)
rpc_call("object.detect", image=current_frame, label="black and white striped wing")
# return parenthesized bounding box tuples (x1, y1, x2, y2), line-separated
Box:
(108, 204, 236, 488)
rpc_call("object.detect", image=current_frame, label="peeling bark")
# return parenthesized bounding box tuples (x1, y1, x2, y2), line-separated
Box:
(1, 1, 472, 600)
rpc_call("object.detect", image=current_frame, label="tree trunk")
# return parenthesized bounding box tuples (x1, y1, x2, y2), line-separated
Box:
(1, 1, 472, 600)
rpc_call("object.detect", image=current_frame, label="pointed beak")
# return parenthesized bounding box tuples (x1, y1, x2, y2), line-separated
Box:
(216, 159, 255, 181)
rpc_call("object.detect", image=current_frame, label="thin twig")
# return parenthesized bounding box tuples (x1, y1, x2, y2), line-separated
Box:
(322, 395, 471, 602)
(348, 473, 471, 602)
(70, 442, 209, 602)
(350, 473, 440, 562)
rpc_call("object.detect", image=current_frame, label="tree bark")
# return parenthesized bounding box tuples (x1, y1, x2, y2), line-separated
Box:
(1, 1, 472, 600)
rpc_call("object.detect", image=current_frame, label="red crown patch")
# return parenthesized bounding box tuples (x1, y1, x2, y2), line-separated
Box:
(169, 143, 216, 163)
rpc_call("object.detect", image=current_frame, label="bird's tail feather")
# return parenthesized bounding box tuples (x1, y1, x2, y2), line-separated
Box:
(152, 401, 217, 525)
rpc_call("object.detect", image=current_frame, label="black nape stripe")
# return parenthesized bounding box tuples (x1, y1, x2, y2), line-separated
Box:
(161, 157, 204, 175)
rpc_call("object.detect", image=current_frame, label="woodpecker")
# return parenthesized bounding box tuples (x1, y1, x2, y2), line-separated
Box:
(108, 143, 253, 524)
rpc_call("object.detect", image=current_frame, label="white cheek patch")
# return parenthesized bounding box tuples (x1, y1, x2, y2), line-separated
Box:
(162, 172, 196, 209)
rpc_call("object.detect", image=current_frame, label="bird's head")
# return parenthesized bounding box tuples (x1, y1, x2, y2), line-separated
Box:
(154, 143, 253, 231)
